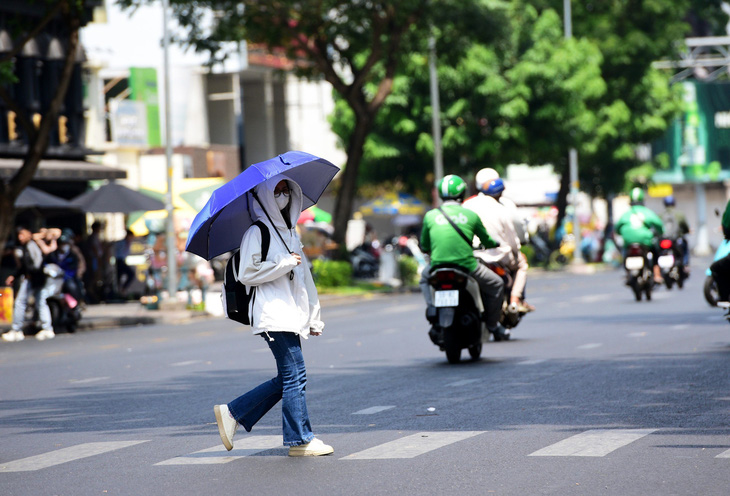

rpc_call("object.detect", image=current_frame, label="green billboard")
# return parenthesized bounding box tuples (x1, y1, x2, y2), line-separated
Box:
(653, 81, 730, 183)
(129, 67, 161, 147)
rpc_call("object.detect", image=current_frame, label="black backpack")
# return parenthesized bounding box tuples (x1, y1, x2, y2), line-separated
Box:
(222, 221, 270, 325)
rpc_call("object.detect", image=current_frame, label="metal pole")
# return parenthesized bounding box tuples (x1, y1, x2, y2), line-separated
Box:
(564, 0, 582, 263)
(429, 34, 443, 185)
(162, 0, 177, 298)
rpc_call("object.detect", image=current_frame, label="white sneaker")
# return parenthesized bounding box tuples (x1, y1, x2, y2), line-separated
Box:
(288, 438, 334, 457)
(214, 404, 238, 451)
(1, 330, 24, 342)
(35, 329, 55, 341)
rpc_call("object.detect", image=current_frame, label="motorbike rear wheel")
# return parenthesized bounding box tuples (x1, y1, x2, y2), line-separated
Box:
(445, 347, 461, 364)
(468, 344, 482, 360)
(704, 275, 719, 307)
(630, 280, 642, 301)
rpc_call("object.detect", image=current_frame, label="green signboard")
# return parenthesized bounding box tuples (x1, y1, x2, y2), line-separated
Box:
(653, 81, 730, 184)
(129, 67, 161, 147)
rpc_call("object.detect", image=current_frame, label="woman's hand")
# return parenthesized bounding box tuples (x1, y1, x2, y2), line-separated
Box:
(292, 253, 302, 265)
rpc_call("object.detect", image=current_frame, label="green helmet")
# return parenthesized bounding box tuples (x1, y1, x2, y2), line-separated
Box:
(437, 174, 467, 200)
(630, 187, 645, 204)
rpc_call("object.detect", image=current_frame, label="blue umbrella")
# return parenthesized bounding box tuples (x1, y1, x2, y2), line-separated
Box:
(185, 151, 340, 260)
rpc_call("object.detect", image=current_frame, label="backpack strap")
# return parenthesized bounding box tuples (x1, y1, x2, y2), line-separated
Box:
(252, 220, 270, 261)
(436, 206, 474, 248)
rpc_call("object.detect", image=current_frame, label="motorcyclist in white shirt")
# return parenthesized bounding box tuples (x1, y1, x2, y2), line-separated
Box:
(464, 169, 535, 313)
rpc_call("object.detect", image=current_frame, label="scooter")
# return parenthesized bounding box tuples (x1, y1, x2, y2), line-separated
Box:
(482, 261, 527, 329)
(624, 243, 654, 301)
(425, 266, 489, 364)
(704, 239, 730, 307)
(657, 237, 687, 290)
(28, 269, 83, 334)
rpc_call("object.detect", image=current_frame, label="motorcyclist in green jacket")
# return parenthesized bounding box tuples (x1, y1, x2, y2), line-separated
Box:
(615, 187, 665, 283)
(419, 174, 508, 340)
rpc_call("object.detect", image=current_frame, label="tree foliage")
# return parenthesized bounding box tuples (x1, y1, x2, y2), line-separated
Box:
(118, 0, 509, 245)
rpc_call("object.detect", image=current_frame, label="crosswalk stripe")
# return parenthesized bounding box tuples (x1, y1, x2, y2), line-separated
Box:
(447, 379, 480, 387)
(155, 436, 282, 465)
(529, 429, 656, 457)
(716, 448, 730, 458)
(0, 441, 148, 472)
(353, 406, 395, 415)
(342, 431, 485, 460)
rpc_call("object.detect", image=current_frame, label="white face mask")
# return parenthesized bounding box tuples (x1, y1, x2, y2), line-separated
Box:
(275, 193, 290, 210)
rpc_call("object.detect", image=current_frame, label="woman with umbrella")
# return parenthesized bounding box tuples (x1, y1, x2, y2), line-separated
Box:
(213, 174, 333, 457)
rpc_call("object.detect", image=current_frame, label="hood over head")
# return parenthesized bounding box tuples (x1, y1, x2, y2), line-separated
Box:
(250, 173, 303, 231)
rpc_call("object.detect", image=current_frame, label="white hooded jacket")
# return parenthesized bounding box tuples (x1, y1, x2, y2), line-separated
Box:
(236, 174, 324, 338)
(463, 193, 521, 266)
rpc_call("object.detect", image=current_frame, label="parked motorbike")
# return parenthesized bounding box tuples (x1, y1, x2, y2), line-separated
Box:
(657, 237, 687, 290)
(425, 266, 489, 364)
(624, 243, 654, 301)
(28, 268, 83, 334)
(704, 239, 730, 307)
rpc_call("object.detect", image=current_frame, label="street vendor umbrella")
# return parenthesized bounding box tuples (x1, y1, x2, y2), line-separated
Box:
(70, 181, 165, 213)
(185, 150, 340, 260)
(296, 205, 332, 225)
(15, 186, 77, 210)
(358, 192, 426, 216)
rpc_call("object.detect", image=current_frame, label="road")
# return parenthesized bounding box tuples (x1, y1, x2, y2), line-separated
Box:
(0, 264, 728, 495)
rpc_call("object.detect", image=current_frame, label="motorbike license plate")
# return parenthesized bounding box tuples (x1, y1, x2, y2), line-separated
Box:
(657, 254, 674, 269)
(624, 256, 644, 270)
(434, 290, 459, 307)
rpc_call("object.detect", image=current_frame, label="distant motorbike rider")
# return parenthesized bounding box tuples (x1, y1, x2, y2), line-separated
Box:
(46, 232, 84, 304)
(464, 176, 534, 313)
(419, 174, 509, 340)
(661, 195, 690, 267)
(615, 187, 665, 284)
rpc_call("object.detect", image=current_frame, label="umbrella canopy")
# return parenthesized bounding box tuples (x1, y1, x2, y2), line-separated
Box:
(358, 192, 427, 216)
(14, 186, 76, 210)
(70, 182, 166, 213)
(186, 151, 340, 260)
(297, 205, 332, 225)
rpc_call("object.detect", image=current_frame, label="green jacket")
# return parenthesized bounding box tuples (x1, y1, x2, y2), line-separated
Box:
(420, 201, 498, 272)
(616, 205, 664, 247)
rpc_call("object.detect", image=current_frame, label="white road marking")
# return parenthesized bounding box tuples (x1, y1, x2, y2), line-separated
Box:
(447, 379, 480, 387)
(0, 441, 148, 472)
(716, 448, 730, 458)
(156, 436, 283, 465)
(342, 431, 485, 460)
(353, 406, 396, 415)
(518, 359, 547, 365)
(69, 376, 110, 384)
(576, 293, 613, 303)
(170, 360, 202, 367)
(627, 332, 647, 338)
(671, 324, 690, 331)
(528, 429, 656, 457)
(577, 343, 603, 350)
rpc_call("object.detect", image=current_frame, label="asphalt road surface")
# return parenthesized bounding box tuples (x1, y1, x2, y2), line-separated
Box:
(0, 263, 728, 495)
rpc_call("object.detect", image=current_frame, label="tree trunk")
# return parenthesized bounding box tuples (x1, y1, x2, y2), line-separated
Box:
(0, 11, 80, 247)
(332, 113, 372, 249)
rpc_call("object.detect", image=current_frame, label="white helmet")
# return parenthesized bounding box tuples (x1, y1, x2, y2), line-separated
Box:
(475, 168, 500, 193)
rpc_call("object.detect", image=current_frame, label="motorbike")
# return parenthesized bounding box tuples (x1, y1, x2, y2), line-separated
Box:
(425, 266, 489, 364)
(624, 243, 654, 301)
(704, 239, 730, 307)
(483, 261, 527, 330)
(27, 267, 83, 334)
(657, 237, 688, 290)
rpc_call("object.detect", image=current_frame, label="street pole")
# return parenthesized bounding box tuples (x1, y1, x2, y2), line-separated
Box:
(429, 33, 443, 187)
(564, 0, 582, 263)
(162, 0, 177, 299)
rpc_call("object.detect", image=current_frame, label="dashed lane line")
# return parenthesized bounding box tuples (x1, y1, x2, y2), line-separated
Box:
(341, 431, 485, 460)
(716, 448, 730, 458)
(0, 441, 148, 472)
(528, 429, 657, 457)
(352, 406, 396, 415)
(155, 436, 282, 465)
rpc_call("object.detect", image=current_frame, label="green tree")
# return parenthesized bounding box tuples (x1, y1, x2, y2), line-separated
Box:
(0, 0, 90, 247)
(118, 0, 508, 246)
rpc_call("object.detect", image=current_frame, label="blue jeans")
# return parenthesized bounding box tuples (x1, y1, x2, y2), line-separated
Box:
(227, 332, 314, 446)
(12, 278, 53, 332)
